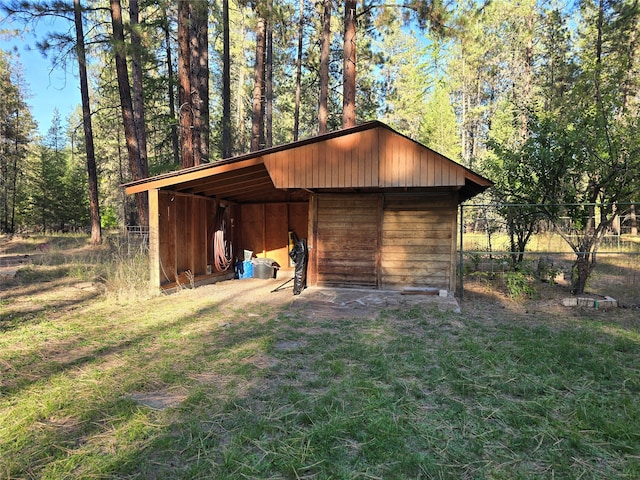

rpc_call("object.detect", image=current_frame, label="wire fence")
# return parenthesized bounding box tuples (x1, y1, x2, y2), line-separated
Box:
(457, 203, 640, 303)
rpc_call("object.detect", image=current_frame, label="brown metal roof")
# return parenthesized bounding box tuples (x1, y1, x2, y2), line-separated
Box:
(123, 121, 492, 203)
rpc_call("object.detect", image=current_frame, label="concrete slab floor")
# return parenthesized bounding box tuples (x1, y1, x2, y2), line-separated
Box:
(291, 286, 462, 314)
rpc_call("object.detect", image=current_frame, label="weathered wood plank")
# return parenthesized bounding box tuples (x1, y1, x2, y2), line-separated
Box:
(316, 274, 377, 286)
(381, 254, 452, 265)
(176, 196, 190, 274)
(149, 189, 161, 292)
(264, 204, 289, 267)
(383, 211, 453, 222)
(382, 232, 452, 244)
(380, 193, 456, 289)
(315, 194, 380, 286)
(240, 204, 266, 257)
(288, 203, 309, 239)
(380, 245, 452, 256)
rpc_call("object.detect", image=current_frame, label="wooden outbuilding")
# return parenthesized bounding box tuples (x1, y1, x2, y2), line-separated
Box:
(124, 121, 492, 294)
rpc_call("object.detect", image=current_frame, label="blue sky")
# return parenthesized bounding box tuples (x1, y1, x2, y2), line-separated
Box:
(1, 16, 81, 136)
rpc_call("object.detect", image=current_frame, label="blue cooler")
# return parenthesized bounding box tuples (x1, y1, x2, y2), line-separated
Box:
(238, 260, 253, 279)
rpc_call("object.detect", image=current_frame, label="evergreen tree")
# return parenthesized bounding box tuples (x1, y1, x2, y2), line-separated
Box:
(0, 51, 35, 233)
(420, 81, 461, 159)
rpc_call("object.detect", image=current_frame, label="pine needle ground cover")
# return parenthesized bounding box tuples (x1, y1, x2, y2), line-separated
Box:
(1, 236, 640, 479)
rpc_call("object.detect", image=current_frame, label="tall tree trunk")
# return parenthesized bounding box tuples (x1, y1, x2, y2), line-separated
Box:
(319, 0, 331, 134)
(342, 0, 356, 128)
(129, 0, 150, 227)
(251, 13, 266, 151)
(163, 5, 180, 165)
(129, 0, 149, 177)
(74, 0, 101, 244)
(236, 18, 247, 151)
(178, 0, 194, 168)
(265, 0, 273, 148)
(111, 0, 149, 227)
(10, 111, 19, 234)
(293, 0, 304, 141)
(190, 1, 209, 165)
(222, 0, 232, 158)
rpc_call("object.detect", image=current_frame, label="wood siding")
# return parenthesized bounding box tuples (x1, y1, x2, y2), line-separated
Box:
(238, 203, 308, 269)
(151, 191, 226, 290)
(263, 127, 466, 190)
(381, 194, 458, 291)
(313, 194, 381, 287)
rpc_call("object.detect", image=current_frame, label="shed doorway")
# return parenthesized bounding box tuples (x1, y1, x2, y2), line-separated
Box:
(238, 202, 308, 270)
(380, 194, 458, 291)
(314, 194, 381, 288)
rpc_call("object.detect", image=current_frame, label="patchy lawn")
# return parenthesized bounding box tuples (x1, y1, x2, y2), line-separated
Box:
(1, 234, 640, 479)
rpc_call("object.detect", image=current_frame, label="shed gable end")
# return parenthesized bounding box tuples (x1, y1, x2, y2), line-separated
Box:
(263, 126, 466, 190)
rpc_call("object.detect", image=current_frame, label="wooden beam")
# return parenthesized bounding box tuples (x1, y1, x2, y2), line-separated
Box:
(124, 157, 264, 194)
(307, 194, 318, 286)
(148, 188, 161, 294)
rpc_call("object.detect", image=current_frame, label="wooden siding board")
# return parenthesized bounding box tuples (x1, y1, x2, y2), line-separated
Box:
(148, 189, 161, 292)
(240, 204, 266, 257)
(304, 145, 313, 188)
(393, 132, 400, 187)
(315, 194, 380, 287)
(369, 129, 378, 186)
(343, 139, 349, 187)
(191, 198, 198, 274)
(175, 197, 189, 275)
(419, 149, 428, 186)
(357, 132, 364, 186)
(450, 192, 459, 292)
(165, 194, 177, 282)
(288, 203, 309, 240)
(206, 200, 217, 267)
(295, 148, 302, 188)
(414, 142, 422, 187)
(381, 194, 456, 289)
(311, 142, 319, 188)
(196, 198, 208, 275)
(318, 142, 326, 187)
(308, 195, 318, 285)
(378, 129, 386, 187)
(177, 196, 186, 276)
(264, 204, 289, 267)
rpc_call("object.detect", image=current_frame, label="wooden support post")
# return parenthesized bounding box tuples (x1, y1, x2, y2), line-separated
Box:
(376, 194, 383, 289)
(148, 188, 161, 294)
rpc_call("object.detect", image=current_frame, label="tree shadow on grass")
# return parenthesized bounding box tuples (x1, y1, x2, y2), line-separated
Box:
(0, 294, 288, 479)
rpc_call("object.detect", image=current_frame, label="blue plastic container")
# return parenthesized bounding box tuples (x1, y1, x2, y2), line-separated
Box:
(239, 260, 253, 279)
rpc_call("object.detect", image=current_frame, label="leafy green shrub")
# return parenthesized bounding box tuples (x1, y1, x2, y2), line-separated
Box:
(503, 270, 536, 299)
(101, 206, 119, 229)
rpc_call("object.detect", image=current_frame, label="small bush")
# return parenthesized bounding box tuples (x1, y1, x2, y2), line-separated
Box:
(503, 270, 537, 299)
